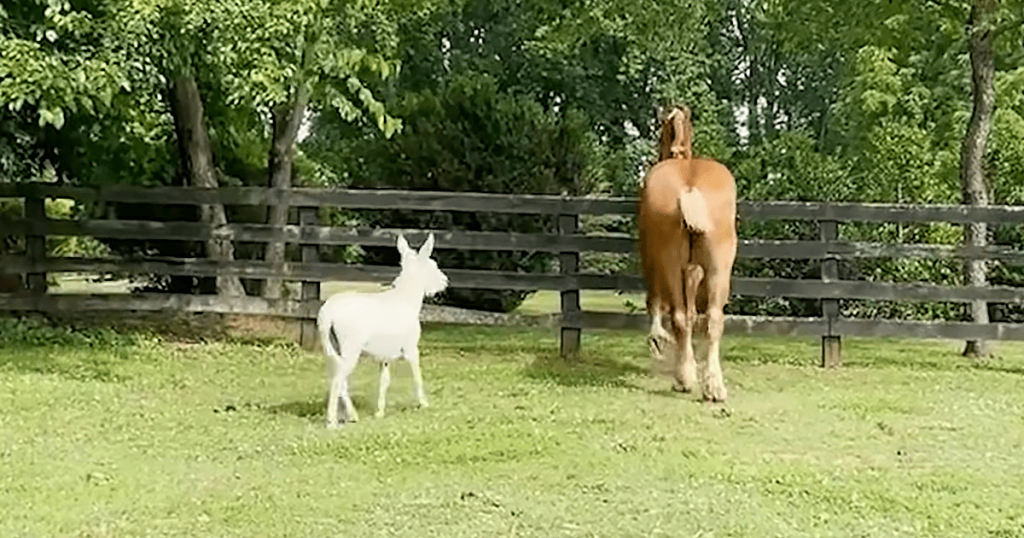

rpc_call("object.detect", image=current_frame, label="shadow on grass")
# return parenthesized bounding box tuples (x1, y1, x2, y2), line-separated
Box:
(522, 352, 650, 389)
(261, 395, 373, 422)
(263, 398, 323, 419)
(969, 360, 1024, 376)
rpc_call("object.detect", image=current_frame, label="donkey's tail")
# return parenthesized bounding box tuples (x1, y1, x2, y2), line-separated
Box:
(316, 310, 342, 361)
(678, 186, 712, 234)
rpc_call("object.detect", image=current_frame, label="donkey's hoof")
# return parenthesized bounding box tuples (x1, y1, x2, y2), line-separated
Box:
(671, 380, 695, 393)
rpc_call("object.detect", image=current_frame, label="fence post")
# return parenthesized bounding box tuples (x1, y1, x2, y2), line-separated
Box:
(25, 191, 48, 301)
(819, 218, 841, 368)
(558, 212, 581, 358)
(299, 206, 321, 350)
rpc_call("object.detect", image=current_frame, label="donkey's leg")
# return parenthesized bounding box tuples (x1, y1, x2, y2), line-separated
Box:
(406, 346, 429, 409)
(320, 324, 349, 429)
(326, 358, 344, 429)
(703, 271, 730, 402)
(375, 361, 391, 418)
(335, 341, 362, 423)
(674, 264, 704, 393)
(328, 369, 359, 427)
(327, 363, 358, 427)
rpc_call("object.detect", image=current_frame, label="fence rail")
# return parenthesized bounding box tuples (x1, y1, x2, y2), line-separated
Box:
(9, 218, 1024, 262)
(4, 255, 1024, 303)
(2, 183, 1024, 365)
(6, 183, 1024, 222)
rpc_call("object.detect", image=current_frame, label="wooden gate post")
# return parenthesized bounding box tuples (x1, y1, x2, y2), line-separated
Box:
(558, 212, 581, 358)
(25, 192, 48, 302)
(819, 219, 841, 367)
(299, 206, 321, 350)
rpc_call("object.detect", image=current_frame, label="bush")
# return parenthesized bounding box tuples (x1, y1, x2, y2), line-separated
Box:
(306, 73, 599, 312)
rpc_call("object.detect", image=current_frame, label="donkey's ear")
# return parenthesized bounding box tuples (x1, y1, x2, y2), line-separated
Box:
(419, 233, 435, 258)
(396, 234, 412, 257)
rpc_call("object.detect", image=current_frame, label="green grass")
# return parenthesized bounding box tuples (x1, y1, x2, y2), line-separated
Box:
(518, 290, 642, 315)
(3, 318, 1024, 537)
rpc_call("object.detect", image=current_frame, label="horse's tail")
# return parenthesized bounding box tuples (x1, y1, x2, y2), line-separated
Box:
(659, 105, 694, 161)
(678, 185, 712, 234)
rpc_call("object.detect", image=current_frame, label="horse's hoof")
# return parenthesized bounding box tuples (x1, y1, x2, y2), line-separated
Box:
(374, 410, 385, 419)
(702, 384, 728, 403)
(647, 336, 662, 355)
(326, 421, 341, 430)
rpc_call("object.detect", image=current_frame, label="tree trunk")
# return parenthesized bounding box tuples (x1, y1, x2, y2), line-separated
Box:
(960, 0, 996, 358)
(262, 86, 310, 299)
(169, 75, 245, 297)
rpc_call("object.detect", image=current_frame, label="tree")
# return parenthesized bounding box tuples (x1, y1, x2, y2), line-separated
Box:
(168, 73, 246, 296)
(198, 0, 403, 298)
(3, 0, 411, 297)
(960, 0, 997, 357)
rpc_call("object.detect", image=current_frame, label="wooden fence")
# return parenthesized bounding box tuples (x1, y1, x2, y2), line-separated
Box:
(3, 182, 1024, 366)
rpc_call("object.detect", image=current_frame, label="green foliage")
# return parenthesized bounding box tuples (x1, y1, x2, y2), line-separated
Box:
(0, 198, 109, 258)
(0, 0, 128, 129)
(196, 0, 404, 136)
(308, 72, 600, 311)
(709, 0, 1024, 322)
(0, 0, 417, 187)
(304, 0, 725, 311)
(0, 316, 140, 349)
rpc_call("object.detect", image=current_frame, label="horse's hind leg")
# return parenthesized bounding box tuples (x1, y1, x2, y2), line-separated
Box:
(658, 253, 694, 393)
(673, 264, 704, 393)
(647, 297, 674, 359)
(702, 269, 729, 402)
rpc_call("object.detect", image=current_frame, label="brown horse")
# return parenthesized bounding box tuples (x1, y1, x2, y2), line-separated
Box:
(638, 105, 738, 401)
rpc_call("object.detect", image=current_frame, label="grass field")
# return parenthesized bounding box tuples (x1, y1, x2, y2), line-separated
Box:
(3, 317, 1024, 537)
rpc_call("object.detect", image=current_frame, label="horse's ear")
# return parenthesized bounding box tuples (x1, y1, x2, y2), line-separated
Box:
(419, 233, 435, 258)
(397, 234, 412, 257)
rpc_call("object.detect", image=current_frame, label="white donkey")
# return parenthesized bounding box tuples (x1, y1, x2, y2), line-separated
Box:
(317, 233, 449, 428)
